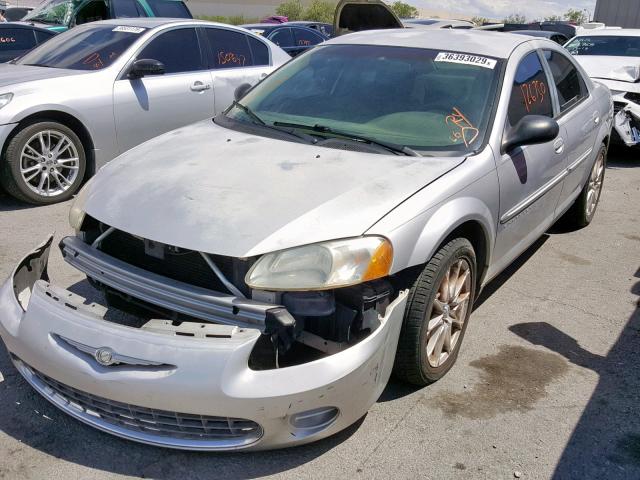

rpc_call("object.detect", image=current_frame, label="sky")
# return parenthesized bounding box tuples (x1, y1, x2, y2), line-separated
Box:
(408, 0, 598, 21)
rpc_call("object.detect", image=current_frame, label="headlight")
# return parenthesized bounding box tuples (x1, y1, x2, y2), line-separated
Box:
(68, 178, 94, 232)
(0, 93, 12, 109)
(245, 236, 393, 291)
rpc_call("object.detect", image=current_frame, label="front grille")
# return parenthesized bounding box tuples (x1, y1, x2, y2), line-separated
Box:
(16, 359, 263, 450)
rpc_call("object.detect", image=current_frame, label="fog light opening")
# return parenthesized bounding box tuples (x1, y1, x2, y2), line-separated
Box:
(289, 406, 339, 438)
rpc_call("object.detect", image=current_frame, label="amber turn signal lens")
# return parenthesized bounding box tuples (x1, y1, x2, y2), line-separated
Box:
(363, 239, 393, 281)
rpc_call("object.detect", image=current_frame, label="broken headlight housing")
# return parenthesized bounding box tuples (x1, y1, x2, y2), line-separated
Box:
(245, 236, 393, 291)
(68, 177, 96, 232)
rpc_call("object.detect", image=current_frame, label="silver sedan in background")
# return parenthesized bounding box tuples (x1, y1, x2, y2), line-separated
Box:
(0, 29, 612, 450)
(0, 18, 289, 204)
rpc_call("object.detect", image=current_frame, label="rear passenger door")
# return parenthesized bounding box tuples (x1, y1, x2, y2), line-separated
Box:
(201, 27, 272, 113)
(541, 48, 598, 213)
(113, 27, 214, 153)
(494, 50, 567, 269)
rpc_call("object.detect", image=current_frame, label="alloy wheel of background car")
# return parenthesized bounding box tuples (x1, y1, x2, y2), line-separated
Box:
(393, 238, 476, 386)
(0, 121, 86, 205)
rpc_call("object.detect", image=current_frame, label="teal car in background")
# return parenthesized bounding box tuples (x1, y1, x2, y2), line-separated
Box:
(21, 0, 191, 33)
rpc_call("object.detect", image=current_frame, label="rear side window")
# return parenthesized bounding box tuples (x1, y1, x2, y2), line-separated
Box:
(291, 28, 324, 47)
(0, 29, 36, 52)
(269, 28, 293, 48)
(544, 50, 587, 113)
(145, 0, 191, 18)
(248, 36, 269, 66)
(204, 28, 252, 68)
(138, 28, 202, 73)
(508, 51, 553, 126)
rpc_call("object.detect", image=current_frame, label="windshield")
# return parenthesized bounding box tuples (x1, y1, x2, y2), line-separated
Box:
(23, 0, 75, 25)
(566, 35, 640, 57)
(17, 24, 144, 70)
(226, 45, 502, 154)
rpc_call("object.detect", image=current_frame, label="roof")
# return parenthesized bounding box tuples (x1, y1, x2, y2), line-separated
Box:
(574, 28, 640, 37)
(90, 18, 215, 29)
(512, 30, 564, 38)
(326, 28, 540, 59)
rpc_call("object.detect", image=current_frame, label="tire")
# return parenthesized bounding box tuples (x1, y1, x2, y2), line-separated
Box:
(564, 144, 606, 228)
(0, 121, 86, 205)
(393, 238, 477, 386)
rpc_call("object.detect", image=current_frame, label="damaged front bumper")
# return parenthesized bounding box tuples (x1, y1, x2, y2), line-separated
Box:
(0, 236, 408, 451)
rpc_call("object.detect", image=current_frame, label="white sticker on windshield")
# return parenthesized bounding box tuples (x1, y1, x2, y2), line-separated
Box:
(435, 52, 497, 69)
(112, 26, 146, 34)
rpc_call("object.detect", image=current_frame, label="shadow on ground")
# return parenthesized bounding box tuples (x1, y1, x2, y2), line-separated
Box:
(510, 266, 640, 478)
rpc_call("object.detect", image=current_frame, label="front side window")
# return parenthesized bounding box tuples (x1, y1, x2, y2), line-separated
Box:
(225, 45, 503, 154)
(204, 28, 253, 69)
(565, 35, 640, 57)
(23, 0, 73, 25)
(269, 28, 294, 48)
(508, 52, 553, 126)
(18, 24, 143, 70)
(138, 28, 202, 74)
(544, 50, 586, 113)
(292, 28, 324, 47)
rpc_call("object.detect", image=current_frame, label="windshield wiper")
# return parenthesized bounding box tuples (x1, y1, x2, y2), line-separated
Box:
(273, 121, 420, 156)
(229, 101, 317, 144)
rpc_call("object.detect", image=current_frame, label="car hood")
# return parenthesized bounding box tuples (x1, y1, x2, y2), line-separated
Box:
(83, 120, 464, 258)
(0, 64, 83, 88)
(574, 55, 640, 82)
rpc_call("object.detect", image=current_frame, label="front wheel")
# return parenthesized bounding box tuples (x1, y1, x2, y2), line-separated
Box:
(0, 121, 86, 205)
(393, 238, 477, 386)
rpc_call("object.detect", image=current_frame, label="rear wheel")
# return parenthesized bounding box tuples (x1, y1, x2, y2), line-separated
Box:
(393, 238, 476, 386)
(0, 121, 86, 205)
(564, 144, 606, 228)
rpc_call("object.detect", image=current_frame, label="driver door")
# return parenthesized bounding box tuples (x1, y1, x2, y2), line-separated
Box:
(113, 27, 214, 154)
(493, 50, 568, 271)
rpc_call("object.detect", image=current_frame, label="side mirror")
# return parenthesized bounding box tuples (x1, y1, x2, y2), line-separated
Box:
(128, 59, 165, 79)
(234, 83, 252, 101)
(502, 115, 560, 154)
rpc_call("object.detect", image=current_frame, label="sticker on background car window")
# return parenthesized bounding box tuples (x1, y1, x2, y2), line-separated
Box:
(218, 51, 246, 67)
(112, 26, 146, 34)
(435, 52, 497, 69)
(0, 37, 16, 43)
(446, 107, 479, 147)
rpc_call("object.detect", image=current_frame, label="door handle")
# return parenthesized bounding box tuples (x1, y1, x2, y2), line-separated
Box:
(190, 81, 211, 92)
(593, 113, 600, 125)
(553, 138, 565, 154)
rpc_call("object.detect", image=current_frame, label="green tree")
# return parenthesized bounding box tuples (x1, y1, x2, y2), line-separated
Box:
(390, 1, 419, 19)
(503, 13, 527, 24)
(544, 14, 563, 21)
(564, 8, 588, 24)
(276, 0, 304, 21)
(471, 16, 488, 26)
(303, 0, 336, 22)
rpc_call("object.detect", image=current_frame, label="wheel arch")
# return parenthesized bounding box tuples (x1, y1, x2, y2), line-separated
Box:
(8, 110, 95, 180)
(397, 198, 496, 295)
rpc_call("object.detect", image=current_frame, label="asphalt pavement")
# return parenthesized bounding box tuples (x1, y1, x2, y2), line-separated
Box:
(0, 147, 638, 480)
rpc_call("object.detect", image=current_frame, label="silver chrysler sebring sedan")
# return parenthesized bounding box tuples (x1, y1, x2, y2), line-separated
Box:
(0, 18, 289, 204)
(0, 29, 612, 450)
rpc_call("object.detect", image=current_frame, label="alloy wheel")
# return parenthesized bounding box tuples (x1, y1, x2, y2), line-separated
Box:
(585, 151, 605, 218)
(19, 130, 80, 198)
(426, 259, 472, 368)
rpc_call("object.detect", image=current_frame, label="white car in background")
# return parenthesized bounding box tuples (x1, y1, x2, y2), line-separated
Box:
(566, 29, 640, 147)
(0, 18, 289, 204)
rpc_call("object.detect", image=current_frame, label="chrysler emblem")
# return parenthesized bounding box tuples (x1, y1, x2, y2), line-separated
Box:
(95, 347, 115, 366)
